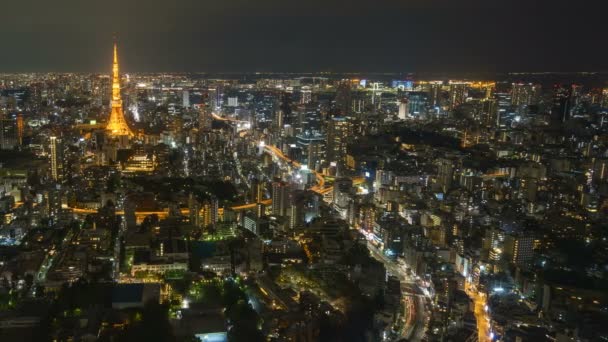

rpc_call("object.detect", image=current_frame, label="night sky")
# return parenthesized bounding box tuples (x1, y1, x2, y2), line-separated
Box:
(1, 0, 607, 73)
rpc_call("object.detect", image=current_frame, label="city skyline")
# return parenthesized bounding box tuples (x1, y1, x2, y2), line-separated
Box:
(1, 2, 608, 342)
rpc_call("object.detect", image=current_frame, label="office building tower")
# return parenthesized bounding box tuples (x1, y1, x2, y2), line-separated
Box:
(371, 82, 381, 107)
(601, 88, 608, 108)
(496, 92, 515, 128)
(296, 132, 325, 170)
(407, 92, 428, 116)
(289, 190, 309, 229)
(511, 83, 540, 108)
(359, 204, 376, 232)
(200, 197, 219, 228)
(274, 109, 284, 130)
(16, 114, 23, 146)
(570, 84, 584, 116)
(326, 117, 352, 165)
(428, 82, 442, 108)
(0, 117, 19, 150)
(199, 103, 212, 130)
(271, 181, 290, 217)
(436, 159, 454, 192)
(300, 86, 312, 104)
(227, 96, 238, 107)
(398, 98, 409, 120)
(448, 83, 468, 109)
(250, 178, 265, 203)
(504, 234, 535, 267)
(335, 81, 352, 116)
(43, 187, 63, 220)
(592, 159, 608, 182)
(188, 193, 201, 227)
(182, 90, 190, 108)
(551, 84, 572, 123)
(333, 178, 353, 209)
(49, 136, 64, 182)
(480, 98, 497, 127)
(207, 87, 219, 109)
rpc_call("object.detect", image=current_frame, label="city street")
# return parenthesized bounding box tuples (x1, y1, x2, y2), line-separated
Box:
(364, 237, 428, 341)
(466, 284, 491, 342)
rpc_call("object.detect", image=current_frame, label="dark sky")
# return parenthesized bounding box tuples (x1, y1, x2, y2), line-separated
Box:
(1, 0, 607, 73)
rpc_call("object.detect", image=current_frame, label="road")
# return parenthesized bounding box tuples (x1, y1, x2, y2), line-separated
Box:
(365, 238, 428, 341)
(466, 283, 491, 342)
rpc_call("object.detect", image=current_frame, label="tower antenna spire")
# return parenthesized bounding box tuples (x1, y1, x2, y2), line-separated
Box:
(105, 35, 134, 137)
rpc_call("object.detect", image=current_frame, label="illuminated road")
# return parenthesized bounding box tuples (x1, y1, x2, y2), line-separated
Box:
(467, 283, 491, 342)
(211, 113, 250, 124)
(364, 237, 428, 341)
(69, 200, 271, 218)
(262, 144, 326, 191)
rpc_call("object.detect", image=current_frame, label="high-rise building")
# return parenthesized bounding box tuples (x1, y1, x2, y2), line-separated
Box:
(300, 86, 312, 104)
(427, 81, 442, 108)
(271, 181, 290, 216)
(326, 117, 353, 165)
(227, 97, 239, 107)
(407, 92, 428, 116)
(511, 83, 540, 108)
(333, 178, 353, 209)
(274, 109, 284, 130)
(0, 117, 19, 150)
(198, 103, 212, 131)
(207, 87, 220, 109)
(505, 233, 534, 267)
(398, 98, 409, 120)
(436, 158, 454, 192)
(601, 88, 608, 108)
(296, 132, 325, 170)
(551, 84, 572, 123)
(106, 42, 134, 137)
(182, 90, 190, 108)
(480, 98, 497, 127)
(495, 92, 515, 128)
(335, 81, 352, 116)
(188, 193, 201, 227)
(448, 83, 468, 109)
(16, 114, 23, 146)
(200, 197, 219, 228)
(250, 178, 265, 203)
(49, 136, 64, 182)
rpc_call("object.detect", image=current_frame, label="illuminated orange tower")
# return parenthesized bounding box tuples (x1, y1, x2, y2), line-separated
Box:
(16, 114, 23, 146)
(105, 41, 134, 137)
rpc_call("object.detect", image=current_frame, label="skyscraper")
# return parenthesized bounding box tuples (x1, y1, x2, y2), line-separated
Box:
(227, 97, 239, 107)
(326, 117, 353, 166)
(398, 98, 409, 120)
(511, 83, 540, 108)
(106, 42, 134, 137)
(551, 84, 572, 123)
(49, 136, 64, 182)
(427, 81, 442, 108)
(448, 83, 468, 110)
(182, 90, 190, 108)
(0, 116, 19, 150)
(335, 81, 352, 116)
(300, 86, 312, 104)
(250, 178, 265, 203)
(271, 180, 290, 216)
(436, 158, 454, 192)
(601, 88, 608, 108)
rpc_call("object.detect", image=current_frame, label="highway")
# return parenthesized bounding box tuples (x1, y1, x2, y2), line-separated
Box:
(364, 237, 428, 341)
